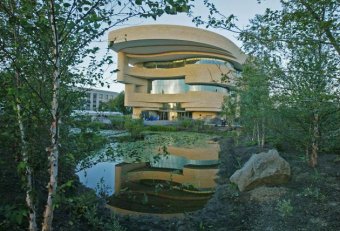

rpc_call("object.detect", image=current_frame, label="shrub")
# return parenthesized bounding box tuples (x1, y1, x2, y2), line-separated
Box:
(110, 116, 125, 130)
(179, 118, 193, 129)
(146, 125, 177, 132)
(124, 116, 144, 140)
(277, 199, 293, 218)
(303, 187, 326, 201)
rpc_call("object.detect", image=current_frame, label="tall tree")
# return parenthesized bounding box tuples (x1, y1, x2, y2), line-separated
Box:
(238, 59, 273, 148)
(239, 1, 339, 167)
(0, 1, 41, 229)
(99, 91, 132, 114)
(194, 0, 340, 166)
(1, 1, 193, 230)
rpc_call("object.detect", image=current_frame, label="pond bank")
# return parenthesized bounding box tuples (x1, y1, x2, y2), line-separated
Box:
(114, 137, 340, 231)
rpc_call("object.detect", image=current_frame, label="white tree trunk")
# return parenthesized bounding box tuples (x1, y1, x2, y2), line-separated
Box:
(309, 112, 319, 167)
(257, 120, 260, 147)
(14, 73, 37, 231)
(261, 117, 265, 148)
(42, 0, 61, 230)
(252, 122, 256, 141)
(10, 1, 38, 226)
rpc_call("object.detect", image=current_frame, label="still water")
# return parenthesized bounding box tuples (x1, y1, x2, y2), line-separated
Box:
(75, 134, 123, 196)
(77, 161, 117, 196)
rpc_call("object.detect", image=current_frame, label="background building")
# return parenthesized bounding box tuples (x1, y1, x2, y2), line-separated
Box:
(78, 88, 118, 111)
(108, 25, 246, 120)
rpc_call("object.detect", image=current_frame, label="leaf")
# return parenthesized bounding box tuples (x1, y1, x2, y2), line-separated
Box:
(17, 161, 27, 173)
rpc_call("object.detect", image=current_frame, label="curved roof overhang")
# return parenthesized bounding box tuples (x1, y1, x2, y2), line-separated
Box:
(108, 25, 246, 66)
(126, 51, 243, 70)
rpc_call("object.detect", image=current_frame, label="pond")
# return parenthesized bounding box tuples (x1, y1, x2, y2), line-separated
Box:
(76, 130, 128, 196)
(76, 131, 220, 215)
(76, 158, 119, 196)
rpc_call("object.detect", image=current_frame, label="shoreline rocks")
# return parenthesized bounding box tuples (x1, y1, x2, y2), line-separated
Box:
(230, 149, 291, 192)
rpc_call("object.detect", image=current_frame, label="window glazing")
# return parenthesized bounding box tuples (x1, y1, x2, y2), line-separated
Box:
(150, 79, 228, 94)
(190, 85, 228, 93)
(142, 58, 236, 70)
(151, 79, 189, 94)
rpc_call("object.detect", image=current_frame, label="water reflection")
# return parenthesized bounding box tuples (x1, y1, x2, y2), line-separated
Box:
(76, 132, 220, 216)
(77, 162, 116, 195)
(109, 142, 220, 215)
(76, 142, 121, 196)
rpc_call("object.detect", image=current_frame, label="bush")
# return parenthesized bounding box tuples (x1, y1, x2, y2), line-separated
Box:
(303, 187, 326, 201)
(145, 125, 177, 132)
(277, 199, 293, 218)
(55, 190, 126, 231)
(179, 118, 193, 129)
(177, 118, 204, 131)
(124, 116, 144, 140)
(110, 116, 125, 130)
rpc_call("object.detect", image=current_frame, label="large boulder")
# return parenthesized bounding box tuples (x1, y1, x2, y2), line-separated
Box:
(230, 149, 291, 191)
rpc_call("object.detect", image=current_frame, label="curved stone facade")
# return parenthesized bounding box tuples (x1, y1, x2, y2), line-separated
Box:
(109, 24, 246, 120)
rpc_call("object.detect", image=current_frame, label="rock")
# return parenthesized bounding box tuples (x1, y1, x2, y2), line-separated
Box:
(230, 149, 291, 191)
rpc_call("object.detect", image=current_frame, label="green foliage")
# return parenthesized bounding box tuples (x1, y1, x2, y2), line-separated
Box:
(0, 0, 194, 229)
(99, 91, 132, 115)
(110, 116, 126, 130)
(277, 199, 293, 218)
(0, 205, 28, 227)
(69, 130, 107, 157)
(55, 190, 126, 231)
(297, 154, 309, 164)
(145, 125, 177, 132)
(124, 116, 144, 140)
(178, 118, 204, 131)
(196, 0, 340, 165)
(95, 177, 112, 200)
(302, 187, 326, 201)
(141, 193, 149, 205)
(239, 0, 340, 164)
(311, 169, 324, 182)
(221, 92, 238, 127)
(179, 118, 193, 129)
(114, 132, 216, 163)
(228, 58, 274, 148)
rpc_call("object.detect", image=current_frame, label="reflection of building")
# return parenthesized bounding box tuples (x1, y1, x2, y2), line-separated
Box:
(108, 24, 246, 120)
(78, 88, 118, 111)
(115, 141, 220, 193)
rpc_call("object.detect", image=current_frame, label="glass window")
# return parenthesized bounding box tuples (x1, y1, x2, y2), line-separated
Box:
(149, 79, 228, 94)
(142, 58, 235, 69)
(189, 85, 228, 94)
(150, 79, 189, 94)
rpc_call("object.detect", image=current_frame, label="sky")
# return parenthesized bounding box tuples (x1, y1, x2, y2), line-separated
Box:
(93, 0, 281, 93)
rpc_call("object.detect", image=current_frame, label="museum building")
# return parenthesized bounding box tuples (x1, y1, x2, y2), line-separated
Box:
(108, 25, 246, 120)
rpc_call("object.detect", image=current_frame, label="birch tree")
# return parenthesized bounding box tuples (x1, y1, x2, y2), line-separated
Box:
(1, 0, 193, 230)
(0, 1, 40, 229)
(194, 0, 339, 167)
(239, 1, 339, 167)
(238, 59, 273, 148)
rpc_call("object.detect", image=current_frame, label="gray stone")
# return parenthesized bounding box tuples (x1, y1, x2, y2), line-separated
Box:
(230, 149, 291, 191)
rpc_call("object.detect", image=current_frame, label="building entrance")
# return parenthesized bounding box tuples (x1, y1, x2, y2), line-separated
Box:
(159, 111, 168, 120)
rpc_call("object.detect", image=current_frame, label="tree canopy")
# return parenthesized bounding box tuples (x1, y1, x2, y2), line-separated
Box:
(0, 1, 193, 230)
(195, 0, 340, 166)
